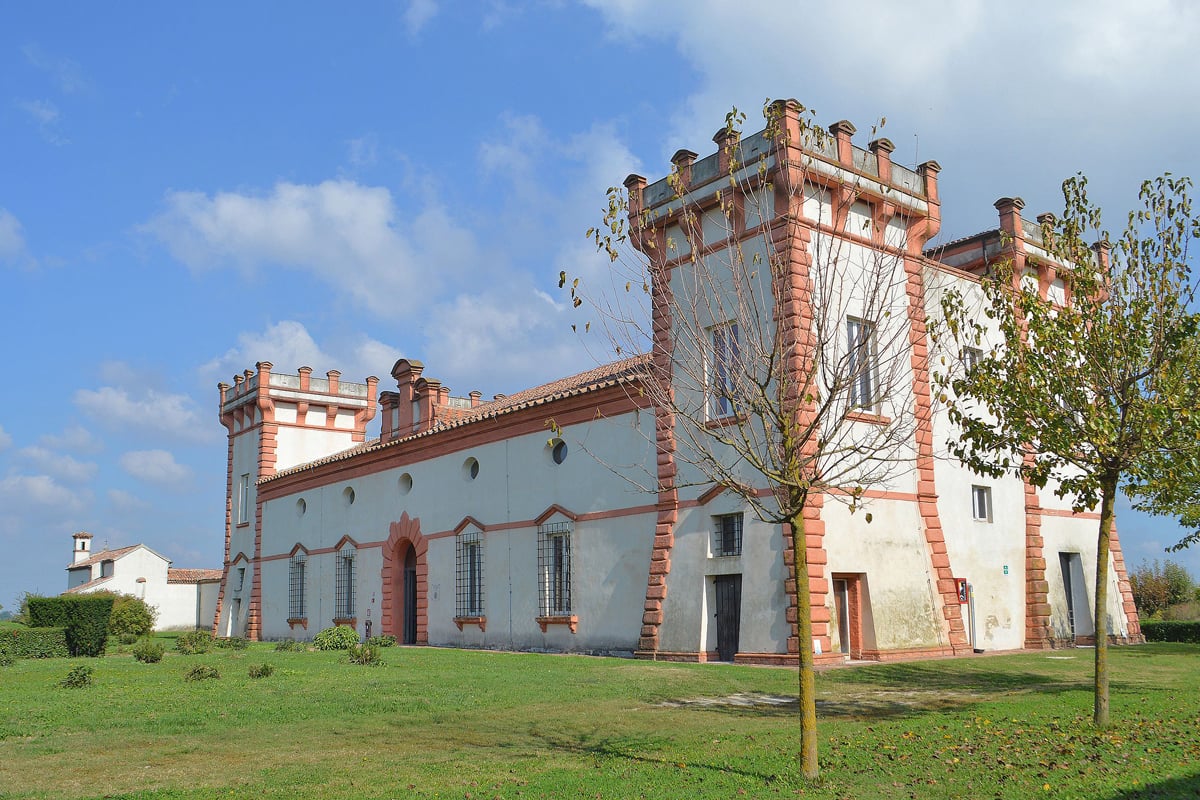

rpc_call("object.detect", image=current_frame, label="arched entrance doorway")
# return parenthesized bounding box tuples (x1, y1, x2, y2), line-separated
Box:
(381, 512, 428, 644)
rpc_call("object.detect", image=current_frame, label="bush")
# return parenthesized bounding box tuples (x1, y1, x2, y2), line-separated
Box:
(274, 640, 306, 652)
(132, 639, 165, 663)
(59, 665, 95, 688)
(29, 595, 114, 657)
(109, 595, 157, 640)
(215, 636, 248, 651)
(366, 634, 396, 648)
(1130, 560, 1196, 617)
(0, 626, 69, 659)
(1141, 620, 1200, 643)
(0, 651, 13, 667)
(313, 625, 359, 651)
(346, 643, 382, 665)
(176, 629, 214, 654)
(118, 633, 139, 646)
(248, 662, 274, 678)
(184, 664, 221, 682)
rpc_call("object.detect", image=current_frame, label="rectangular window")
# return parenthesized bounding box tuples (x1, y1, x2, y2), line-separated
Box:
(288, 553, 307, 619)
(537, 521, 572, 617)
(847, 317, 877, 409)
(335, 547, 356, 618)
(235, 566, 246, 592)
(714, 513, 743, 557)
(972, 485, 993, 522)
(456, 533, 484, 617)
(709, 322, 741, 419)
(237, 473, 250, 525)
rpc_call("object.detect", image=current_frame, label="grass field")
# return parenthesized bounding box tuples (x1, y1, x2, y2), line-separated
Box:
(1, 640, 1198, 799)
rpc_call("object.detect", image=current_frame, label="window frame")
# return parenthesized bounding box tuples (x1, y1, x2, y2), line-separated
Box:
(455, 530, 485, 618)
(334, 544, 356, 619)
(713, 513, 744, 557)
(237, 473, 251, 525)
(288, 550, 307, 620)
(708, 321, 741, 420)
(971, 485, 993, 523)
(537, 521, 573, 617)
(847, 317, 878, 410)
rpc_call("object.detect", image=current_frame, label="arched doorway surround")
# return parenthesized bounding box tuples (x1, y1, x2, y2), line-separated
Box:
(381, 512, 428, 644)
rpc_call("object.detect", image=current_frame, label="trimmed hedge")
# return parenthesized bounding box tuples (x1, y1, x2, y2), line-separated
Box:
(0, 626, 69, 659)
(28, 595, 115, 657)
(1142, 620, 1200, 643)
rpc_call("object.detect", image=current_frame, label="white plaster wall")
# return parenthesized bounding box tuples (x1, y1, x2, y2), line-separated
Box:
(256, 407, 658, 652)
(275, 426, 358, 473)
(154, 582, 210, 630)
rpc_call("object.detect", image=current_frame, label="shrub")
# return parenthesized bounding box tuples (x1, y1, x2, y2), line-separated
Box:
(176, 629, 214, 654)
(366, 634, 396, 648)
(1141, 620, 1200, 643)
(1130, 560, 1196, 617)
(184, 664, 221, 682)
(29, 595, 114, 657)
(0, 626, 69, 659)
(132, 639, 165, 663)
(118, 633, 139, 646)
(59, 665, 95, 688)
(313, 625, 359, 651)
(215, 636, 249, 651)
(0, 651, 13, 667)
(274, 640, 306, 652)
(109, 595, 157, 640)
(248, 662, 275, 678)
(346, 643, 381, 665)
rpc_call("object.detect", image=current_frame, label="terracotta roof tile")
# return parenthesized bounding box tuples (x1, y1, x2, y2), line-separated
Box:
(265, 355, 650, 482)
(65, 545, 139, 570)
(167, 568, 223, 583)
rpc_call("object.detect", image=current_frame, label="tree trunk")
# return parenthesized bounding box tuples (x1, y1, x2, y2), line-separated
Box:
(789, 507, 819, 779)
(1093, 476, 1117, 728)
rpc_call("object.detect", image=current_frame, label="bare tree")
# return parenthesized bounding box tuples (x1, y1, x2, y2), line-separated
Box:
(569, 100, 959, 780)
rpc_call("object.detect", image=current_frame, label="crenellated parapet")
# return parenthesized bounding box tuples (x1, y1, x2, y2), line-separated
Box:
(379, 358, 481, 441)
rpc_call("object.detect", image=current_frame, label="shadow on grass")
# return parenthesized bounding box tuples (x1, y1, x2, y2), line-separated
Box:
(827, 662, 1091, 694)
(1101, 771, 1200, 799)
(530, 726, 779, 783)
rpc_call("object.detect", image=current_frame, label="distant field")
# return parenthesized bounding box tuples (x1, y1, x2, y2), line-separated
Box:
(1, 641, 1197, 799)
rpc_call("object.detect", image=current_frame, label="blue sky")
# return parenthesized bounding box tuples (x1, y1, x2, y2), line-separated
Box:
(3, 1, 1200, 604)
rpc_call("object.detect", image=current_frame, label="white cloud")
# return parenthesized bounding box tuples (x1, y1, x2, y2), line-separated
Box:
(74, 385, 211, 443)
(404, 0, 438, 36)
(21, 43, 89, 94)
(107, 489, 150, 512)
(39, 424, 102, 454)
(17, 98, 68, 145)
(0, 474, 86, 513)
(119, 449, 192, 486)
(18, 446, 97, 484)
(0, 209, 33, 267)
(142, 179, 479, 316)
(201, 320, 399, 387)
(0, 424, 11, 451)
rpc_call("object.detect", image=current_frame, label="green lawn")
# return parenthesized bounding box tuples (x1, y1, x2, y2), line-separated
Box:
(1, 642, 1198, 799)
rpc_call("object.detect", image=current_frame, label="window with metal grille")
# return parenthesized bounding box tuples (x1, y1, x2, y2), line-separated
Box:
(288, 551, 307, 618)
(456, 530, 484, 617)
(537, 521, 572, 616)
(335, 545, 356, 618)
(713, 513, 743, 556)
(847, 317, 877, 409)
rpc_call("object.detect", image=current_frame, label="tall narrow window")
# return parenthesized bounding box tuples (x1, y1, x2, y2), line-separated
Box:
(963, 346, 983, 372)
(456, 530, 484, 617)
(847, 317, 877, 410)
(713, 513, 743, 557)
(972, 485, 993, 523)
(335, 545, 356, 619)
(537, 521, 572, 617)
(237, 473, 251, 524)
(709, 322, 741, 419)
(288, 551, 307, 619)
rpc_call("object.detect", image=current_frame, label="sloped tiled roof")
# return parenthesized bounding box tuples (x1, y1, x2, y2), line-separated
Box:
(265, 355, 650, 482)
(66, 545, 139, 571)
(167, 568, 223, 583)
(64, 575, 115, 594)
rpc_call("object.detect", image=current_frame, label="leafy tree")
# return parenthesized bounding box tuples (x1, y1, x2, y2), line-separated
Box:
(573, 101, 958, 779)
(1129, 559, 1196, 617)
(937, 174, 1200, 727)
